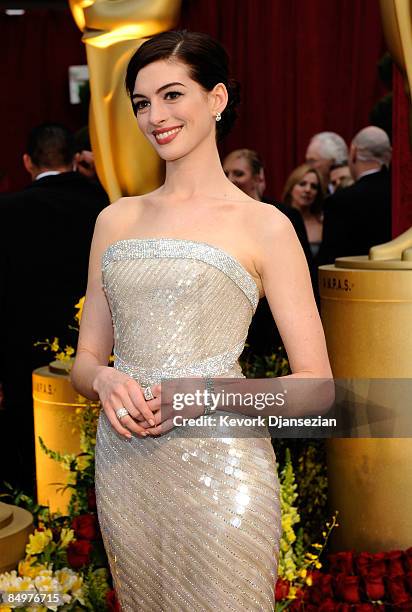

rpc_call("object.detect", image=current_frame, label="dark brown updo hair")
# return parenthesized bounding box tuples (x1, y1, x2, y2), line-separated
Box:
(125, 30, 240, 141)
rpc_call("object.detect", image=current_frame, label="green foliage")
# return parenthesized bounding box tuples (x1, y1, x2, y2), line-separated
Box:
(82, 567, 111, 612)
(240, 345, 291, 379)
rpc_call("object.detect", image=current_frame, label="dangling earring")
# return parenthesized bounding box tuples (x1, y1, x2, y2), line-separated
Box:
(215, 112, 222, 122)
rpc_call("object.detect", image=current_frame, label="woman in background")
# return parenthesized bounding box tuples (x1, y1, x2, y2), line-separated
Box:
(282, 163, 324, 260)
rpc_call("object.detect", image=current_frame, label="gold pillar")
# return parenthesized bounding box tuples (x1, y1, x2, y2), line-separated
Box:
(32, 365, 83, 514)
(319, 229, 412, 552)
(69, 0, 182, 202)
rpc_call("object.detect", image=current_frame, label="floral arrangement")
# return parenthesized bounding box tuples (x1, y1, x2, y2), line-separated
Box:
(274, 449, 338, 610)
(34, 298, 84, 364)
(303, 548, 412, 609)
(0, 400, 114, 611)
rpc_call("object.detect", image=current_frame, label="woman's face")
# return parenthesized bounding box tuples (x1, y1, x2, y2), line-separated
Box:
(132, 59, 219, 161)
(223, 155, 257, 197)
(290, 171, 319, 209)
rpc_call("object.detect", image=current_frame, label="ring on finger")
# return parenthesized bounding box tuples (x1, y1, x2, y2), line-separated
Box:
(143, 386, 155, 401)
(115, 407, 129, 420)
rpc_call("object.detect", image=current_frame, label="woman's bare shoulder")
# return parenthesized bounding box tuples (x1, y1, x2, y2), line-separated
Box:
(231, 197, 294, 239)
(97, 195, 143, 220)
(96, 196, 147, 232)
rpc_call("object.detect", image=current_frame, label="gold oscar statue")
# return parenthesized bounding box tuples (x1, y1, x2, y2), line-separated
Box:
(380, 0, 412, 141)
(69, 0, 182, 202)
(319, 228, 412, 552)
(380, 0, 412, 95)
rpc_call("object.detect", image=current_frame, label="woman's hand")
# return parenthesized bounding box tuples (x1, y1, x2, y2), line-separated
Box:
(136, 380, 205, 436)
(92, 366, 157, 439)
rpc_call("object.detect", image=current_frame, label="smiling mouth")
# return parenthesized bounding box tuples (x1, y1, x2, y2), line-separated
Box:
(153, 126, 183, 143)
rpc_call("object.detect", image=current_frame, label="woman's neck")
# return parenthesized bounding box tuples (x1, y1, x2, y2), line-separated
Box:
(161, 137, 231, 201)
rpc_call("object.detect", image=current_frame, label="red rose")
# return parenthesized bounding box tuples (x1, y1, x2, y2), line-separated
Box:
(404, 547, 412, 571)
(288, 602, 304, 612)
(275, 578, 289, 600)
(329, 551, 355, 575)
(336, 605, 351, 612)
(288, 599, 309, 612)
(355, 552, 371, 576)
(394, 603, 412, 610)
(309, 573, 334, 605)
(106, 589, 121, 612)
(72, 514, 99, 541)
(363, 575, 385, 600)
(319, 599, 337, 611)
(386, 575, 410, 605)
(368, 552, 386, 578)
(308, 570, 324, 586)
(321, 573, 335, 598)
(386, 550, 405, 578)
(335, 574, 361, 603)
(67, 540, 93, 569)
(87, 488, 97, 511)
(405, 571, 412, 592)
(352, 605, 375, 611)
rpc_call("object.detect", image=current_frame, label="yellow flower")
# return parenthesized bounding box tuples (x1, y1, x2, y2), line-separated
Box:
(26, 529, 53, 556)
(0, 605, 12, 611)
(75, 455, 91, 472)
(299, 568, 307, 579)
(18, 558, 48, 578)
(306, 575, 313, 586)
(74, 297, 85, 324)
(50, 337, 60, 353)
(66, 472, 77, 486)
(287, 585, 298, 599)
(59, 528, 75, 549)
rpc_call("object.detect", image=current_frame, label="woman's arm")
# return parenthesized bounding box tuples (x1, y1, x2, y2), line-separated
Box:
(257, 208, 332, 380)
(213, 211, 334, 417)
(70, 208, 115, 400)
(70, 204, 156, 438)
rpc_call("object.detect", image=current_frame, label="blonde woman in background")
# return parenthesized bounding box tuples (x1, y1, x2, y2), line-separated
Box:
(282, 163, 325, 259)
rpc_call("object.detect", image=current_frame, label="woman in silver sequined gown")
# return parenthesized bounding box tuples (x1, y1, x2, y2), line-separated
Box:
(71, 31, 332, 612)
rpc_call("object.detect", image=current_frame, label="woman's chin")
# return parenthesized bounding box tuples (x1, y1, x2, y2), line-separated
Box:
(154, 143, 193, 163)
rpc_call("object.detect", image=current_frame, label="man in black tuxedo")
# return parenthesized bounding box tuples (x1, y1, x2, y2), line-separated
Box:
(0, 123, 108, 492)
(319, 126, 392, 265)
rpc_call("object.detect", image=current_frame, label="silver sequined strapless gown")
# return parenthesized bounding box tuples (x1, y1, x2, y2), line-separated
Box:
(96, 239, 281, 611)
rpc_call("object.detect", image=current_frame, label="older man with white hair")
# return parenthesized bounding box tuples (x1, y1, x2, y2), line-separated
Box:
(318, 126, 392, 265)
(306, 131, 348, 188)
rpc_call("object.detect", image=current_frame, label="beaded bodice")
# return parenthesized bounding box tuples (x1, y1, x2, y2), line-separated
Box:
(101, 239, 259, 385)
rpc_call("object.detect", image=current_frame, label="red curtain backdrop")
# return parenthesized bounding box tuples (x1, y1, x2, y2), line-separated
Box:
(392, 67, 412, 237)
(1, 2, 385, 198)
(0, 10, 86, 191)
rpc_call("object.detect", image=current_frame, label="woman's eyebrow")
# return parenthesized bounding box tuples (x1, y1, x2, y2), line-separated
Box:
(132, 82, 186, 100)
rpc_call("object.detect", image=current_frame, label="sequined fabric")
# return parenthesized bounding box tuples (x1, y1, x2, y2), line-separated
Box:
(96, 239, 281, 611)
